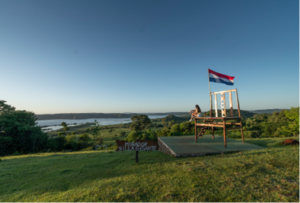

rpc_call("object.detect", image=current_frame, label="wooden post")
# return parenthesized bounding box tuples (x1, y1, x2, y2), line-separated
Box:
(235, 88, 241, 117)
(136, 151, 139, 163)
(240, 122, 245, 143)
(235, 89, 244, 143)
(223, 120, 227, 148)
(221, 93, 226, 117)
(214, 93, 218, 117)
(195, 120, 197, 143)
(229, 91, 233, 117)
(212, 127, 214, 139)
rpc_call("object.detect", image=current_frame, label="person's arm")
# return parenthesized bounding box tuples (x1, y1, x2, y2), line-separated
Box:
(189, 109, 195, 114)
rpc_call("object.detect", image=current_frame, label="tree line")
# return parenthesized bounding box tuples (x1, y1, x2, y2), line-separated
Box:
(124, 107, 299, 141)
(0, 101, 106, 156)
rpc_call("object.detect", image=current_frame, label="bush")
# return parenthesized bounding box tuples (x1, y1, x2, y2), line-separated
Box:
(0, 136, 14, 156)
(47, 136, 66, 151)
(58, 132, 66, 136)
(78, 133, 92, 149)
(126, 131, 142, 142)
(65, 135, 78, 151)
(180, 121, 194, 133)
(96, 137, 104, 145)
(81, 146, 94, 151)
(171, 124, 180, 133)
(156, 128, 171, 137)
(12, 151, 22, 156)
(0, 109, 49, 155)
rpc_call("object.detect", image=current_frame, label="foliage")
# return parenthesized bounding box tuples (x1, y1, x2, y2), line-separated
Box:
(224, 107, 299, 139)
(78, 133, 92, 149)
(61, 122, 69, 131)
(0, 109, 48, 156)
(171, 124, 180, 132)
(125, 129, 157, 142)
(284, 107, 299, 136)
(161, 115, 188, 124)
(47, 136, 66, 151)
(120, 131, 127, 137)
(96, 137, 104, 145)
(0, 100, 16, 114)
(57, 132, 66, 136)
(206, 109, 256, 119)
(130, 115, 151, 132)
(90, 126, 101, 138)
(65, 135, 78, 150)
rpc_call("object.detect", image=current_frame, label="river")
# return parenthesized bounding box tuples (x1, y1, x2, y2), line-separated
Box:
(38, 115, 168, 131)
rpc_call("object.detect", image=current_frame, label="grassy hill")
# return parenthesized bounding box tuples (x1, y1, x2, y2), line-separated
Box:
(0, 137, 298, 202)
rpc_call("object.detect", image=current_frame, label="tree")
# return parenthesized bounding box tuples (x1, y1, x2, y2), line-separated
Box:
(130, 115, 151, 132)
(0, 100, 15, 114)
(171, 124, 180, 132)
(91, 126, 101, 138)
(61, 122, 69, 131)
(284, 107, 299, 136)
(0, 109, 48, 155)
(96, 137, 103, 145)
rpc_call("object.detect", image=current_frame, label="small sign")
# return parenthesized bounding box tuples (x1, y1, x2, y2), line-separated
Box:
(116, 140, 158, 151)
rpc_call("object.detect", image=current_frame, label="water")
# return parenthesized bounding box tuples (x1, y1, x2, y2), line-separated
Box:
(38, 115, 168, 131)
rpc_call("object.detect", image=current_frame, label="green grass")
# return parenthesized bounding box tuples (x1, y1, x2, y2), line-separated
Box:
(0, 137, 298, 202)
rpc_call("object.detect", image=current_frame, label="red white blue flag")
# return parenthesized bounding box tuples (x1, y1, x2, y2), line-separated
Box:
(208, 69, 235, 86)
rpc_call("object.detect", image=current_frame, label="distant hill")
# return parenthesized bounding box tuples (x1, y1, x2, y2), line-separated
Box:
(249, 109, 288, 114)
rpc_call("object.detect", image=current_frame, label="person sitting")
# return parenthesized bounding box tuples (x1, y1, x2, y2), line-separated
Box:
(189, 105, 202, 121)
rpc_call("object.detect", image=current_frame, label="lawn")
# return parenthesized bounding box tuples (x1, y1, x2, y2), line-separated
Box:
(0, 137, 298, 202)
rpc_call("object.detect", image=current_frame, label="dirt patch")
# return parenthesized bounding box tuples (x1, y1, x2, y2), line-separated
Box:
(281, 139, 299, 145)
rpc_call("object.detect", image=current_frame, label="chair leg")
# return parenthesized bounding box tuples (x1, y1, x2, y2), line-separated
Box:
(195, 124, 197, 143)
(240, 121, 244, 143)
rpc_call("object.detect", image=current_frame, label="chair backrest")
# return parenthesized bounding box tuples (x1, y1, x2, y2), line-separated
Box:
(209, 88, 241, 118)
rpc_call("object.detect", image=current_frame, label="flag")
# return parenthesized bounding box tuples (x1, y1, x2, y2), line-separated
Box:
(208, 69, 235, 86)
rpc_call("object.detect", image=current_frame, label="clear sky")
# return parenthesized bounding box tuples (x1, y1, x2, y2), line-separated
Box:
(0, 0, 298, 114)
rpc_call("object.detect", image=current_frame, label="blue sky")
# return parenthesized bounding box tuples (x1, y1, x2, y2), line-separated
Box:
(0, 0, 298, 114)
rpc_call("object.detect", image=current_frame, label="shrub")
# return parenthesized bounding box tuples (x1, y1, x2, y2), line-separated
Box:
(47, 136, 66, 151)
(12, 151, 22, 156)
(96, 137, 104, 145)
(58, 132, 66, 136)
(157, 128, 171, 137)
(65, 135, 78, 151)
(81, 146, 93, 151)
(0, 109, 48, 155)
(171, 124, 180, 133)
(78, 133, 92, 149)
(126, 131, 142, 142)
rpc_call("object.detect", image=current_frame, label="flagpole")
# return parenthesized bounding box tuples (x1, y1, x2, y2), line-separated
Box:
(208, 69, 212, 117)
(208, 69, 211, 94)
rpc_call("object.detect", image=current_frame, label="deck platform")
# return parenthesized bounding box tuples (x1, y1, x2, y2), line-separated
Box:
(158, 135, 264, 157)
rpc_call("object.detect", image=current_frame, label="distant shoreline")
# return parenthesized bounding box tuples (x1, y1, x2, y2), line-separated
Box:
(36, 112, 188, 120)
(36, 109, 288, 120)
